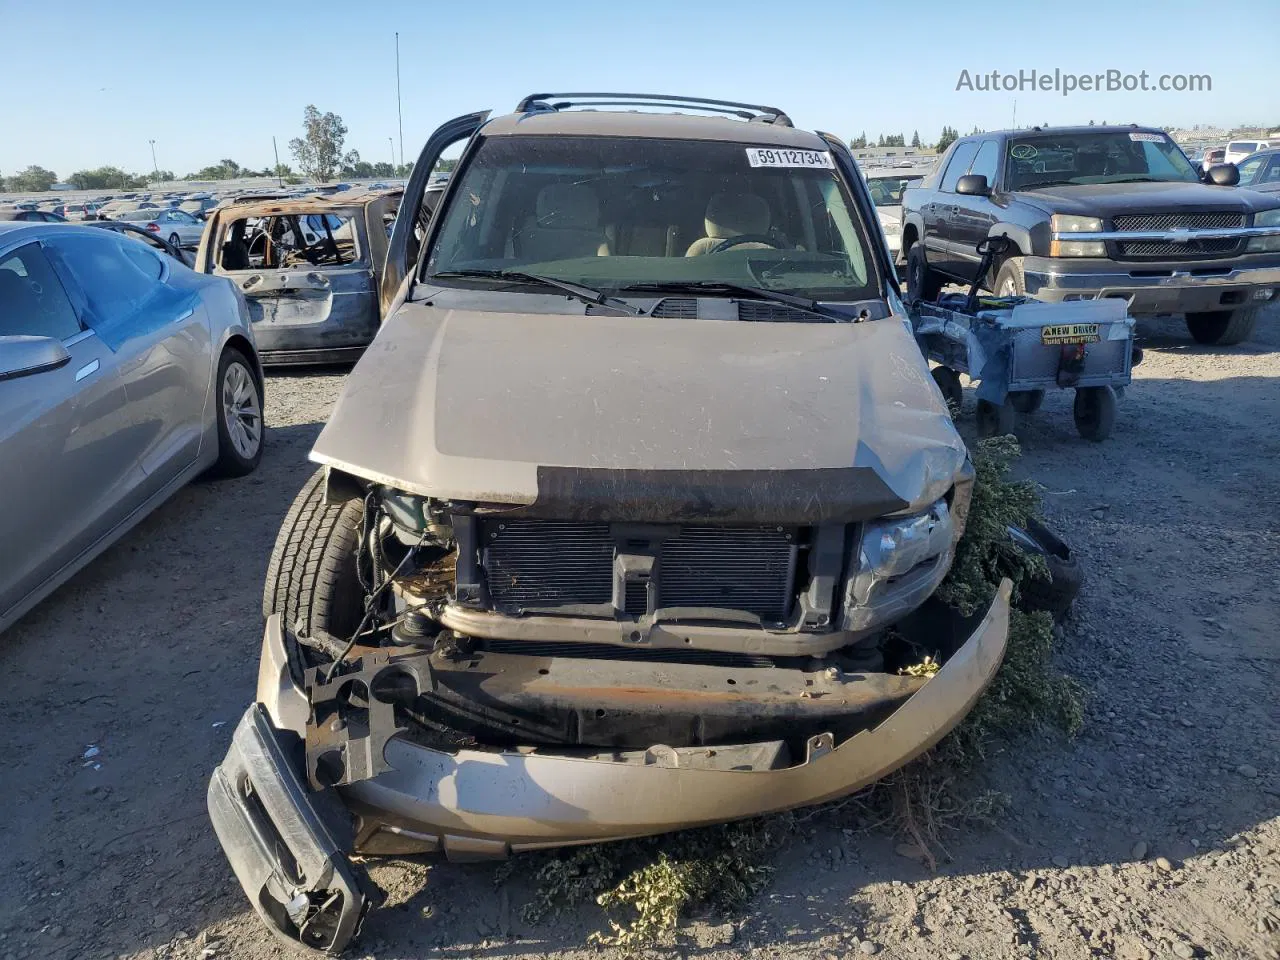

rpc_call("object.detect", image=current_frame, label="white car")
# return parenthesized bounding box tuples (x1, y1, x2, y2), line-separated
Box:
(111, 208, 206, 249)
(1224, 139, 1276, 165)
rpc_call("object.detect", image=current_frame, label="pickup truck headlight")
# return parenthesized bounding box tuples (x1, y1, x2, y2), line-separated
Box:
(1247, 209, 1280, 253)
(1049, 215, 1106, 257)
(840, 498, 954, 634)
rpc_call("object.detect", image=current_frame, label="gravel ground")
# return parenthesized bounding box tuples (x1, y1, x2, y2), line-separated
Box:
(1, 309, 1278, 960)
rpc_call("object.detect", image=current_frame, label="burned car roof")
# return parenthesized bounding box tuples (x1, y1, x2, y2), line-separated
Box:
(213, 189, 401, 219)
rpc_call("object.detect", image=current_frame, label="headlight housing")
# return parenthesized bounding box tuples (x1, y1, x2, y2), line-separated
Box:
(1049, 214, 1106, 258)
(1247, 208, 1280, 253)
(840, 498, 954, 634)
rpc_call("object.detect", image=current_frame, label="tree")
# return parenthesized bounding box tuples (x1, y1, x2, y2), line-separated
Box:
(911, 130, 921, 148)
(884, 133, 906, 147)
(850, 131, 867, 149)
(68, 166, 146, 189)
(876, 133, 885, 147)
(9, 165, 58, 192)
(371, 161, 395, 177)
(395, 162, 413, 177)
(936, 125, 959, 152)
(147, 169, 176, 183)
(289, 105, 358, 182)
(343, 158, 374, 179)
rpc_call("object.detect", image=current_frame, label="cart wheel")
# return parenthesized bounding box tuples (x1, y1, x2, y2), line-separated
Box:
(1073, 386, 1116, 441)
(976, 399, 1017, 437)
(931, 367, 963, 414)
(1009, 389, 1045, 414)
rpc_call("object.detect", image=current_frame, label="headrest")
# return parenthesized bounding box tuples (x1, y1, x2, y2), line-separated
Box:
(535, 184, 600, 229)
(704, 192, 770, 239)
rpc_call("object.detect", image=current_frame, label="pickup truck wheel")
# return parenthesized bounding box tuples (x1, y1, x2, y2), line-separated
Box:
(906, 243, 944, 304)
(931, 366, 963, 414)
(1185, 306, 1259, 346)
(1009, 389, 1044, 414)
(1073, 386, 1117, 441)
(263, 469, 366, 653)
(975, 398, 1017, 437)
(994, 257, 1027, 297)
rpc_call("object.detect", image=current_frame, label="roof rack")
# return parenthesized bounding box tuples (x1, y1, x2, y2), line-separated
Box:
(515, 92, 793, 127)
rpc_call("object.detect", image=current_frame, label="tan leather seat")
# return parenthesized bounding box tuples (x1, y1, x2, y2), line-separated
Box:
(685, 192, 772, 256)
(515, 184, 609, 260)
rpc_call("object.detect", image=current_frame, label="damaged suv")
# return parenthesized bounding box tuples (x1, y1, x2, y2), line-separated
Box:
(208, 93, 1011, 953)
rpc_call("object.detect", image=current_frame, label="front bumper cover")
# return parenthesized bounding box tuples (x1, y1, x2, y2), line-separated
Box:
(1022, 254, 1280, 315)
(208, 581, 1010, 952)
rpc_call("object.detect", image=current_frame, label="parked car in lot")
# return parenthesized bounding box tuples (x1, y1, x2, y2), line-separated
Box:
(1224, 139, 1276, 165)
(84, 219, 195, 267)
(901, 125, 1280, 344)
(0, 207, 67, 223)
(863, 168, 924, 259)
(109, 207, 206, 249)
(196, 191, 399, 364)
(1199, 146, 1226, 173)
(1236, 148, 1280, 196)
(0, 223, 264, 634)
(60, 201, 106, 221)
(207, 92, 1012, 954)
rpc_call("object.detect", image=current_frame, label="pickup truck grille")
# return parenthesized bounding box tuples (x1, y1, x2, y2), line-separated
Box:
(481, 520, 798, 619)
(1112, 213, 1244, 231)
(1111, 212, 1245, 260)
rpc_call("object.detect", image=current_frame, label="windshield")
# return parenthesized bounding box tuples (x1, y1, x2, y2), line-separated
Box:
(424, 135, 875, 301)
(1005, 131, 1200, 190)
(866, 175, 921, 207)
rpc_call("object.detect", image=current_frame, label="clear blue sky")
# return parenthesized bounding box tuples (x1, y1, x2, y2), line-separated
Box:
(3, 0, 1276, 179)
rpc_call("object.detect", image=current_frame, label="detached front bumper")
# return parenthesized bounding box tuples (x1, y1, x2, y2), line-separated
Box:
(1022, 254, 1280, 315)
(208, 582, 1009, 952)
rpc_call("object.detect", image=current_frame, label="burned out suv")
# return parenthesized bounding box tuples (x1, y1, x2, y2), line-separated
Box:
(901, 126, 1280, 345)
(207, 93, 1012, 952)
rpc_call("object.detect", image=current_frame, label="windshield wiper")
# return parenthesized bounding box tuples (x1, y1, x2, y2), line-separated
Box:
(429, 269, 641, 315)
(616, 281, 854, 322)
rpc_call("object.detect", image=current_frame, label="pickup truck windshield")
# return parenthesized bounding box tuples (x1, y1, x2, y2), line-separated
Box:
(425, 135, 875, 301)
(1005, 131, 1200, 190)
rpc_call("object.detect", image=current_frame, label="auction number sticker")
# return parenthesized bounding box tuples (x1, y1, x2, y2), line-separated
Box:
(746, 148, 834, 169)
(1041, 323, 1100, 345)
(1129, 132, 1166, 143)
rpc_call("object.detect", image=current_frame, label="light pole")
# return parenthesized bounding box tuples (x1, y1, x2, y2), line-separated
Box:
(148, 139, 159, 176)
(395, 32, 404, 167)
(389, 137, 395, 174)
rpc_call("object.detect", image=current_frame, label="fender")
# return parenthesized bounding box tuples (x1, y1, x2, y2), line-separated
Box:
(902, 211, 926, 251)
(987, 221, 1033, 256)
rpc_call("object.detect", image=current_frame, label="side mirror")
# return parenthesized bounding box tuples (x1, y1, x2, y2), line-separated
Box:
(955, 174, 990, 196)
(0, 336, 72, 382)
(1205, 163, 1240, 187)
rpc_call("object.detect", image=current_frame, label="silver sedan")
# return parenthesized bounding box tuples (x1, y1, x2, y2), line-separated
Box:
(111, 207, 207, 249)
(0, 222, 265, 633)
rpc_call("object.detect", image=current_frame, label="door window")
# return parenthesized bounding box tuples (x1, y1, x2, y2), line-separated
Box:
(0, 242, 82, 339)
(1260, 157, 1280, 184)
(968, 140, 1000, 186)
(940, 141, 980, 192)
(51, 234, 161, 321)
(1236, 154, 1267, 185)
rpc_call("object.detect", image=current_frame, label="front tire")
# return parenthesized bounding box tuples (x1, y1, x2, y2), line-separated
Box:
(1185, 306, 1259, 346)
(994, 257, 1027, 297)
(168, 232, 182, 249)
(906, 243, 944, 304)
(209, 347, 263, 477)
(262, 469, 366, 647)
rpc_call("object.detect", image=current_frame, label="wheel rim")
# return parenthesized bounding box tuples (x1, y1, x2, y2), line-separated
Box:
(170, 233, 181, 247)
(222, 361, 261, 459)
(1000, 276, 1016, 296)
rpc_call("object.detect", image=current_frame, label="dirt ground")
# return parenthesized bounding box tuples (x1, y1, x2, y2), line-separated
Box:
(2, 307, 1278, 960)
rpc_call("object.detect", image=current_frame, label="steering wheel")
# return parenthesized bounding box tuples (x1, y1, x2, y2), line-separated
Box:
(710, 234, 783, 254)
